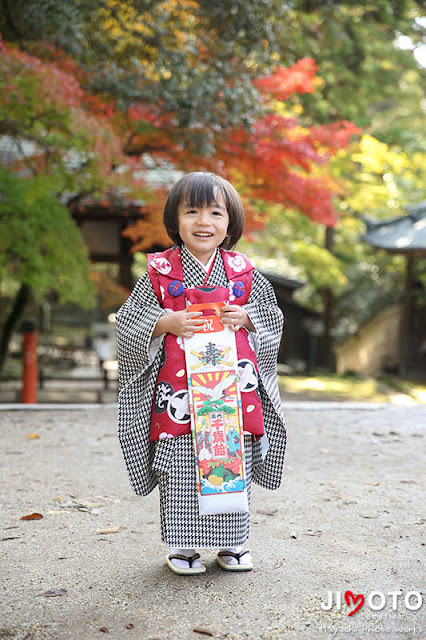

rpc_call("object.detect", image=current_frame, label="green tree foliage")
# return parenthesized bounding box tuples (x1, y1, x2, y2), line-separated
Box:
(0, 0, 284, 136)
(279, 1, 425, 126)
(0, 168, 94, 301)
(0, 168, 95, 369)
(328, 134, 426, 338)
(240, 1, 426, 351)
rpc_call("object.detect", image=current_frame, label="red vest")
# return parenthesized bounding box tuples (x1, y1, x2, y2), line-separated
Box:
(148, 247, 264, 441)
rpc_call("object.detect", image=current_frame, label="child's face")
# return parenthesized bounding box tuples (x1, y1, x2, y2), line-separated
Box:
(177, 190, 229, 264)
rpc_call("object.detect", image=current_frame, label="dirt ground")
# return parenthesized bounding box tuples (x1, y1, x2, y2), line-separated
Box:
(0, 402, 425, 640)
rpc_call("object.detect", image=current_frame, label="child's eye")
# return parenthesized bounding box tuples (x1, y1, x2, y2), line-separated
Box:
(187, 210, 198, 215)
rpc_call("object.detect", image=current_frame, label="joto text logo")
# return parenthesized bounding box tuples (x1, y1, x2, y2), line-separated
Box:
(321, 591, 423, 617)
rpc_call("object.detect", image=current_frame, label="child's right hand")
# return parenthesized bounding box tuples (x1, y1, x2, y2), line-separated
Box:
(153, 309, 204, 339)
(169, 309, 205, 339)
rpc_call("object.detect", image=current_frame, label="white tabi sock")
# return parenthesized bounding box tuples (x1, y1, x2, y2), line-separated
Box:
(218, 546, 252, 566)
(169, 547, 203, 570)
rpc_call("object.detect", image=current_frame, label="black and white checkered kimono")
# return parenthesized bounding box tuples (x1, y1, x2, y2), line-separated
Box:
(116, 246, 287, 548)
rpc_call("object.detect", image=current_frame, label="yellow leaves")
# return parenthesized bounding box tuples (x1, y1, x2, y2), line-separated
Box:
(313, 75, 325, 89)
(269, 100, 291, 116)
(404, 69, 419, 84)
(163, 0, 199, 11)
(351, 134, 408, 174)
(292, 104, 304, 116)
(98, 0, 200, 68)
(286, 123, 311, 141)
(340, 215, 362, 233)
(336, 133, 425, 217)
(291, 241, 348, 293)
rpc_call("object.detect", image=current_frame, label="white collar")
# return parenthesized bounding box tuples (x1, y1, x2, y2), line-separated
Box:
(184, 246, 217, 273)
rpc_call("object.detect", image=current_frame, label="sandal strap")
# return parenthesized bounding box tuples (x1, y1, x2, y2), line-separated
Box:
(168, 553, 201, 568)
(217, 549, 250, 563)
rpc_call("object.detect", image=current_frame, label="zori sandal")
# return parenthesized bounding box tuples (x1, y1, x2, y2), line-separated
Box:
(217, 549, 253, 572)
(166, 553, 206, 575)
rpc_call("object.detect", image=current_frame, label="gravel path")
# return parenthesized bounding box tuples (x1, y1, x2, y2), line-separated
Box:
(0, 403, 425, 640)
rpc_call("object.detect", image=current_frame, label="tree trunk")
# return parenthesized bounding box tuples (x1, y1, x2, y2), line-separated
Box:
(321, 226, 336, 371)
(0, 283, 33, 375)
(399, 256, 413, 377)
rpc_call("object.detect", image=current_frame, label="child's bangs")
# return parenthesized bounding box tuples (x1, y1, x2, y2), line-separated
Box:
(182, 175, 225, 209)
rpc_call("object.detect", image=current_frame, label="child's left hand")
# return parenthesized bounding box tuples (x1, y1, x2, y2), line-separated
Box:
(220, 305, 253, 332)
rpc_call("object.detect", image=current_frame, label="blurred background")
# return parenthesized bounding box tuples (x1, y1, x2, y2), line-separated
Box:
(0, 0, 425, 404)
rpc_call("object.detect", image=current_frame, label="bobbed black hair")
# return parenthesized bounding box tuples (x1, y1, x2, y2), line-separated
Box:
(163, 172, 244, 250)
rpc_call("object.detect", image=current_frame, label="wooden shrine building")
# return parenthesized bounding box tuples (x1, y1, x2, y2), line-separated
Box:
(363, 202, 426, 375)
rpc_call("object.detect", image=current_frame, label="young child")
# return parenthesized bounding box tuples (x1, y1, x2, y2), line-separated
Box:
(116, 172, 287, 575)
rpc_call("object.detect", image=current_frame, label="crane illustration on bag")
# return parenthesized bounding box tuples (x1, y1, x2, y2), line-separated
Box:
(193, 373, 237, 415)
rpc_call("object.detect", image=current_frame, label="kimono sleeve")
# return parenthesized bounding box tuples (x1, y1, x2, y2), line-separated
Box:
(116, 272, 165, 389)
(243, 270, 284, 377)
(244, 270, 287, 490)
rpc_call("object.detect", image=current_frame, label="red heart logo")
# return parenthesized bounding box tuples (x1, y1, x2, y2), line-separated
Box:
(344, 591, 365, 616)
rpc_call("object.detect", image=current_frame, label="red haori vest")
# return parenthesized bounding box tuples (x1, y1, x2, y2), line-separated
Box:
(147, 246, 264, 442)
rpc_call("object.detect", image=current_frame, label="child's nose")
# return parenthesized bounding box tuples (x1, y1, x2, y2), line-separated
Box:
(197, 211, 210, 225)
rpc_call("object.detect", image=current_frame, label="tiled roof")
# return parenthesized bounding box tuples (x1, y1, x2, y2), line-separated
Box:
(362, 202, 426, 254)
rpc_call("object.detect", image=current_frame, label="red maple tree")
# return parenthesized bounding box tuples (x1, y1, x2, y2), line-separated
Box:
(123, 58, 360, 251)
(1, 39, 360, 255)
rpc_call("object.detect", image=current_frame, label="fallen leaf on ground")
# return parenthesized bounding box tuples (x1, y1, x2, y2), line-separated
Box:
(99, 628, 109, 633)
(256, 508, 278, 516)
(360, 513, 379, 519)
(79, 501, 103, 508)
(96, 526, 122, 535)
(365, 481, 380, 486)
(27, 433, 40, 439)
(303, 530, 323, 536)
(47, 510, 72, 515)
(57, 501, 92, 512)
(274, 560, 284, 569)
(42, 589, 67, 597)
(193, 628, 214, 636)
(1, 536, 20, 541)
(20, 513, 43, 520)
(126, 623, 134, 629)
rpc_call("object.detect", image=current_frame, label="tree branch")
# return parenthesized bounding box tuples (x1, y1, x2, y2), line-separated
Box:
(2, 0, 24, 42)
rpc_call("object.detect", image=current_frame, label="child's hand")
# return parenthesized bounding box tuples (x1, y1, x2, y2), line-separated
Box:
(167, 309, 205, 339)
(220, 305, 253, 332)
